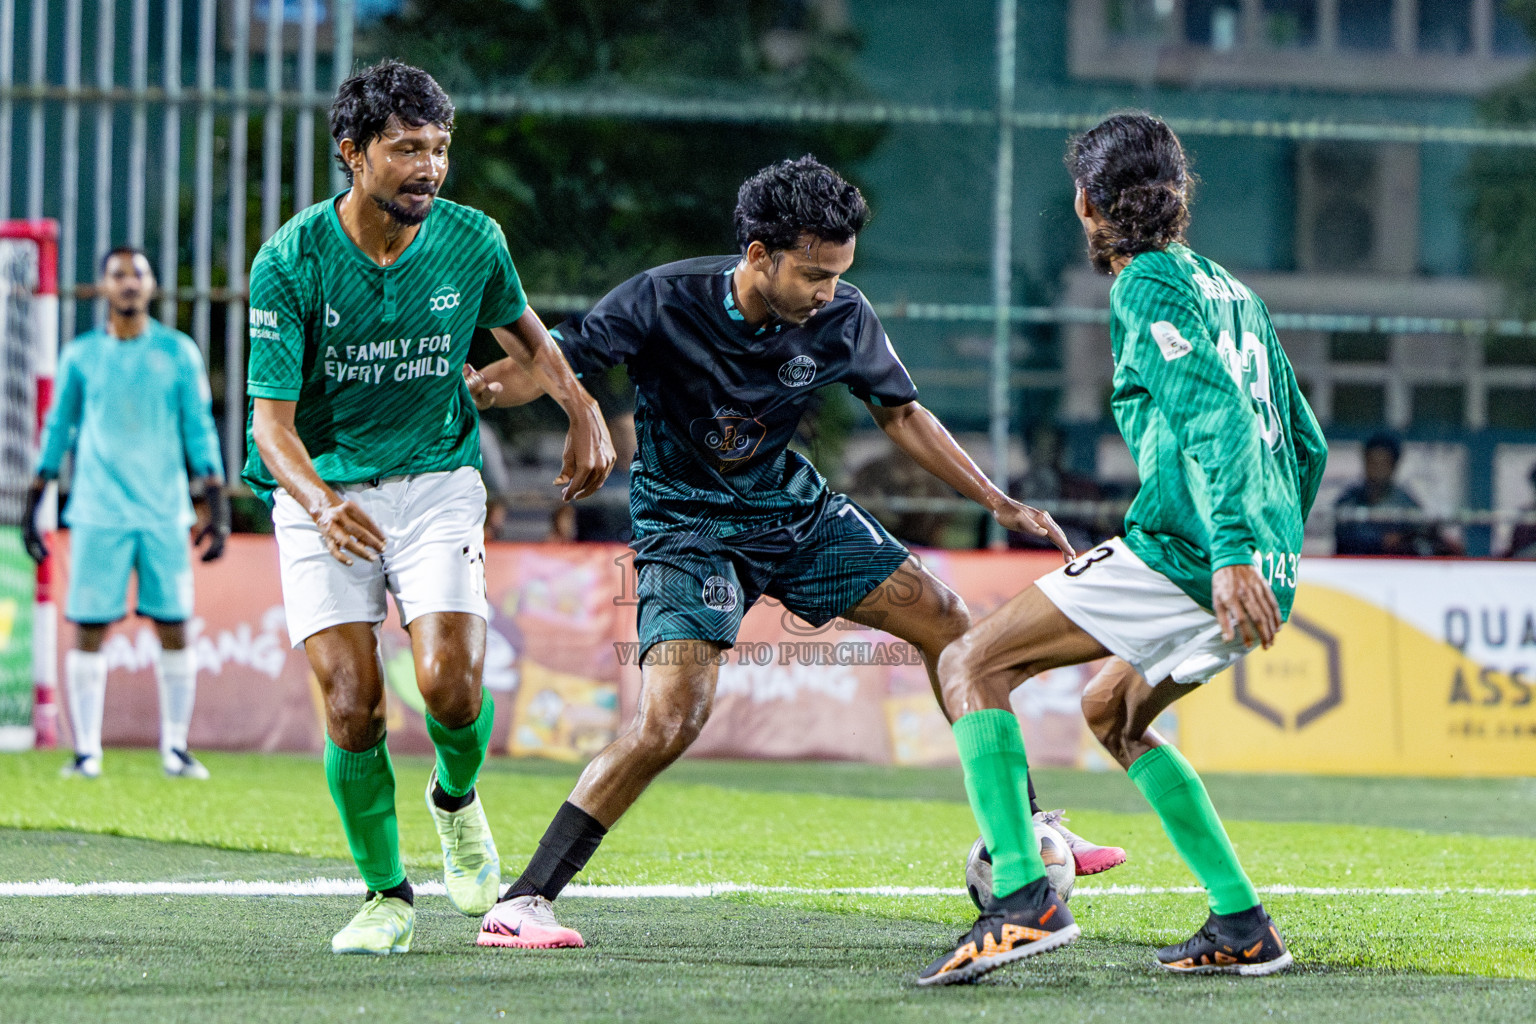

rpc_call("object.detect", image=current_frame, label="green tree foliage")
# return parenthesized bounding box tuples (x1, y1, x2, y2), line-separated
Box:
(1468, 1, 1536, 317)
(359, 0, 884, 296)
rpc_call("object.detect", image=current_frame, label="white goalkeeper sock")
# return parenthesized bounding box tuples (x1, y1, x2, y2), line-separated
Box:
(156, 648, 198, 756)
(64, 650, 107, 759)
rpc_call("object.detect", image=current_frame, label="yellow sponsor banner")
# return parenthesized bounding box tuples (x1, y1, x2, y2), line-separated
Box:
(1182, 561, 1536, 777)
(508, 661, 620, 762)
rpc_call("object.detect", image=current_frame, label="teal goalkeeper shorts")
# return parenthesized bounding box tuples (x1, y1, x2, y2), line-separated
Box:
(631, 491, 910, 659)
(66, 524, 194, 624)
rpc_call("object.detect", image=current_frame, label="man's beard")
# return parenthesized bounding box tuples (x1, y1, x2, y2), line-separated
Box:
(1087, 228, 1117, 275)
(762, 286, 810, 325)
(373, 188, 436, 225)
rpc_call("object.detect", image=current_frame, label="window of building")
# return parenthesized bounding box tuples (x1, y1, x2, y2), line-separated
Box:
(1488, 388, 1536, 430)
(1262, 0, 1317, 47)
(1297, 145, 1378, 272)
(1485, 336, 1536, 367)
(1329, 331, 1391, 363)
(1417, 0, 1471, 55)
(1186, 0, 1243, 49)
(1333, 384, 1387, 425)
(1412, 384, 1465, 427)
(1338, 0, 1394, 51)
(1108, 0, 1177, 40)
(1495, 9, 1535, 57)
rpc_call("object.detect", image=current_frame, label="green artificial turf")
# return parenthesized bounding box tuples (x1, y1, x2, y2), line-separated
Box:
(2, 751, 1533, 1022)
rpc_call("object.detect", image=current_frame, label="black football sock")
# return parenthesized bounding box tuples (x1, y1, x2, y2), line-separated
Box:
(502, 801, 607, 902)
(1026, 772, 1042, 816)
(1213, 903, 1267, 935)
(987, 875, 1053, 914)
(432, 782, 475, 813)
(368, 878, 414, 906)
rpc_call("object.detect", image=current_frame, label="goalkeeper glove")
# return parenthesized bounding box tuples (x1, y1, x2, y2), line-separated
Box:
(195, 479, 231, 562)
(20, 481, 47, 564)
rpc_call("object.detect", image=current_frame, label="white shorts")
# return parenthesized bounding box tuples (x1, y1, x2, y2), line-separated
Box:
(272, 466, 489, 647)
(1034, 536, 1251, 686)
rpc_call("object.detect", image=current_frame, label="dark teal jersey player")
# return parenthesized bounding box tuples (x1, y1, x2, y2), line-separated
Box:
(470, 157, 1123, 953)
(551, 253, 923, 651)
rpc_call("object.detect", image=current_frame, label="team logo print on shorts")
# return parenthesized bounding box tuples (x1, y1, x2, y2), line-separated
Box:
(701, 575, 738, 613)
(429, 284, 461, 317)
(778, 354, 817, 387)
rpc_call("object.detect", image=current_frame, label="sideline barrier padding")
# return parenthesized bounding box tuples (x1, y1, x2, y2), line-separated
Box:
(41, 534, 1536, 776)
(1184, 559, 1536, 777)
(46, 535, 1075, 766)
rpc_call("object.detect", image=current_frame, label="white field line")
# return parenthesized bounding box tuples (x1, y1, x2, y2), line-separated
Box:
(1, 880, 1534, 898)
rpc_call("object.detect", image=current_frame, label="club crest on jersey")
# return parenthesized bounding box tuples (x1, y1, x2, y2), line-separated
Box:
(778, 354, 817, 387)
(701, 575, 738, 613)
(690, 407, 765, 468)
(429, 284, 461, 317)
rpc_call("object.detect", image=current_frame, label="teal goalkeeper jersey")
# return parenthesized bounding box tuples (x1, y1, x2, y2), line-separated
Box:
(1109, 243, 1328, 617)
(36, 319, 223, 530)
(242, 193, 528, 503)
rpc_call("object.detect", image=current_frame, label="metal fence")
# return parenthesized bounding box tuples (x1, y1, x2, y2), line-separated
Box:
(3, 1, 1536, 542)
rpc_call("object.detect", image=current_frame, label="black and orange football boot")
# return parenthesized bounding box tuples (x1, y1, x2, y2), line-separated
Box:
(1157, 909, 1293, 976)
(917, 877, 1080, 986)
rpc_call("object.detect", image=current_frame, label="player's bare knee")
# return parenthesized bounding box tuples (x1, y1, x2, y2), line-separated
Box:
(1081, 672, 1137, 765)
(414, 656, 478, 726)
(635, 709, 703, 765)
(155, 620, 187, 650)
(75, 624, 107, 653)
(324, 690, 385, 750)
(936, 636, 980, 711)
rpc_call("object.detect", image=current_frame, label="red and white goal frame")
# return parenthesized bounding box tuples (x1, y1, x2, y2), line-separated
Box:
(0, 220, 59, 750)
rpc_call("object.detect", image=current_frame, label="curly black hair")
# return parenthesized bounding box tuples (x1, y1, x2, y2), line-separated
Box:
(1065, 113, 1194, 273)
(733, 155, 869, 255)
(329, 59, 455, 184)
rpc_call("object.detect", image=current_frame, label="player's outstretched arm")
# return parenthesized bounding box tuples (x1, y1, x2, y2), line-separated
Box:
(462, 360, 545, 409)
(865, 400, 1075, 559)
(491, 308, 615, 502)
(251, 398, 385, 565)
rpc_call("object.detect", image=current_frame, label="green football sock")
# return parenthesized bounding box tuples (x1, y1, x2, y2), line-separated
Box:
(325, 736, 406, 892)
(1128, 744, 1258, 914)
(426, 695, 495, 798)
(953, 709, 1047, 901)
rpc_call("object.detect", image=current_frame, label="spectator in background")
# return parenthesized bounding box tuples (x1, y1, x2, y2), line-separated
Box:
(1007, 423, 1105, 553)
(1502, 461, 1536, 559)
(1335, 433, 1461, 556)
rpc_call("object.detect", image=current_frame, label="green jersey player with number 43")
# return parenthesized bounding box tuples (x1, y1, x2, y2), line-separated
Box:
(917, 113, 1328, 986)
(243, 60, 612, 957)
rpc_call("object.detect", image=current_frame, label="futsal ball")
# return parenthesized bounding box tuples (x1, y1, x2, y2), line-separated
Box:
(964, 822, 1076, 910)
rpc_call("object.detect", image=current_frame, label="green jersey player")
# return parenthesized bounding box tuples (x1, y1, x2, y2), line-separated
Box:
(918, 113, 1328, 985)
(243, 60, 612, 955)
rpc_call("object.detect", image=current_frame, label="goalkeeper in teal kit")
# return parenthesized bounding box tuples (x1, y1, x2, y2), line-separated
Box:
(918, 113, 1329, 985)
(22, 246, 229, 781)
